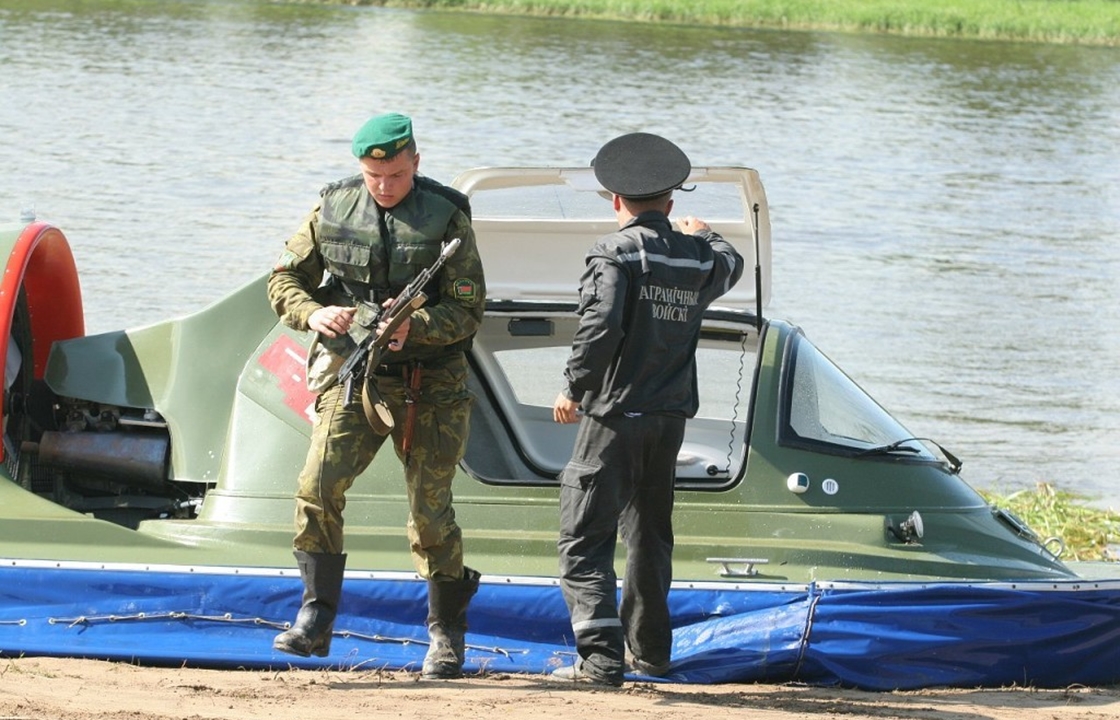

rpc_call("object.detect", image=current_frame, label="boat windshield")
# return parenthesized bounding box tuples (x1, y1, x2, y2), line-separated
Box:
(784, 335, 936, 459)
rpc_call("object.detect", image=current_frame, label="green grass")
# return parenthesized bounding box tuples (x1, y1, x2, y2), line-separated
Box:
(305, 0, 1120, 45)
(981, 483, 1120, 562)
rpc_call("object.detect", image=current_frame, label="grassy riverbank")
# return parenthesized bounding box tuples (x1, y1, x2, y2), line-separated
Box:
(311, 0, 1120, 45)
(981, 483, 1120, 562)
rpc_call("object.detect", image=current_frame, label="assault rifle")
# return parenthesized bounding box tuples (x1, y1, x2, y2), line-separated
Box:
(337, 237, 462, 431)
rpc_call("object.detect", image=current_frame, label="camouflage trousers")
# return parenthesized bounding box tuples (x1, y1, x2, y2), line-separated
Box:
(293, 354, 473, 582)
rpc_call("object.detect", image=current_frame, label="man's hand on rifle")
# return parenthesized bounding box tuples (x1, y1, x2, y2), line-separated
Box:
(310, 305, 356, 339)
(380, 297, 411, 351)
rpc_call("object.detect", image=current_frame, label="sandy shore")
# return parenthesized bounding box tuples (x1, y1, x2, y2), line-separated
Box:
(3, 657, 1120, 720)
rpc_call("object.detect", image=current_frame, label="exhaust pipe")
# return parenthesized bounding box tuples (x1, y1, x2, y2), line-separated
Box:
(23, 430, 169, 489)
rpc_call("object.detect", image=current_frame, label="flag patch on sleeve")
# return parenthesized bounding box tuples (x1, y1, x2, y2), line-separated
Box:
(453, 278, 477, 300)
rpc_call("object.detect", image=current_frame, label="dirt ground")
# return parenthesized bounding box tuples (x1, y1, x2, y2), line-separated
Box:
(3, 657, 1120, 720)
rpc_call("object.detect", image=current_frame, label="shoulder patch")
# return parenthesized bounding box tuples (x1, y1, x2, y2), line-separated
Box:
(274, 250, 300, 272)
(453, 278, 478, 300)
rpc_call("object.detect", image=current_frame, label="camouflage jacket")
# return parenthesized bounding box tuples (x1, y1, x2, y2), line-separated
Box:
(268, 175, 486, 392)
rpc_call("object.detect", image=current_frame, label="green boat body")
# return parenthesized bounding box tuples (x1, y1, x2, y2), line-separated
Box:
(0, 166, 1096, 587)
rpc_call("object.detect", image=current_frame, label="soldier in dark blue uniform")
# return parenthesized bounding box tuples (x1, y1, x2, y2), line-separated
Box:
(551, 133, 745, 686)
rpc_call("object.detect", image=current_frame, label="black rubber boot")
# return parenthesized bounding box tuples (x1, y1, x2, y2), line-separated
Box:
(421, 567, 481, 679)
(273, 551, 346, 658)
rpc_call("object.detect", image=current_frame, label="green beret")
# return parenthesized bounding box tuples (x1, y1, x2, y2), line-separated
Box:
(352, 113, 414, 160)
(592, 132, 691, 200)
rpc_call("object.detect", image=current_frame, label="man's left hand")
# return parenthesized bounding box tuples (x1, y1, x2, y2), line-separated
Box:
(379, 298, 411, 351)
(553, 393, 581, 424)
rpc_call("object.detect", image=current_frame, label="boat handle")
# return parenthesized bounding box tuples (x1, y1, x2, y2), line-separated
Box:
(706, 557, 769, 578)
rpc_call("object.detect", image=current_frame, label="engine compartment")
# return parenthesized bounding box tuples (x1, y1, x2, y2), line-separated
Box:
(8, 376, 203, 528)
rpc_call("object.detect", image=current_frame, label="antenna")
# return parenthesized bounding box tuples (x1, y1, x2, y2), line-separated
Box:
(751, 202, 763, 332)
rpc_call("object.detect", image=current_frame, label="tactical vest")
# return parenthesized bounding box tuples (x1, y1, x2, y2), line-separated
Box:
(316, 174, 469, 305)
(313, 175, 473, 361)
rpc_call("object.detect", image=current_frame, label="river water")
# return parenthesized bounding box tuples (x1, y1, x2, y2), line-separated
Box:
(2, 0, 1119, 507)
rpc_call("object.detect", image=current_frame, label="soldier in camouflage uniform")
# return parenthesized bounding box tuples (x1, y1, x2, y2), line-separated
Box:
(267, 113, 486, 679)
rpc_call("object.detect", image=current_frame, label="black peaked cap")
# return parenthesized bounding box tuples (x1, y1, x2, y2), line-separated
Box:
(592, 132, 691, 199)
